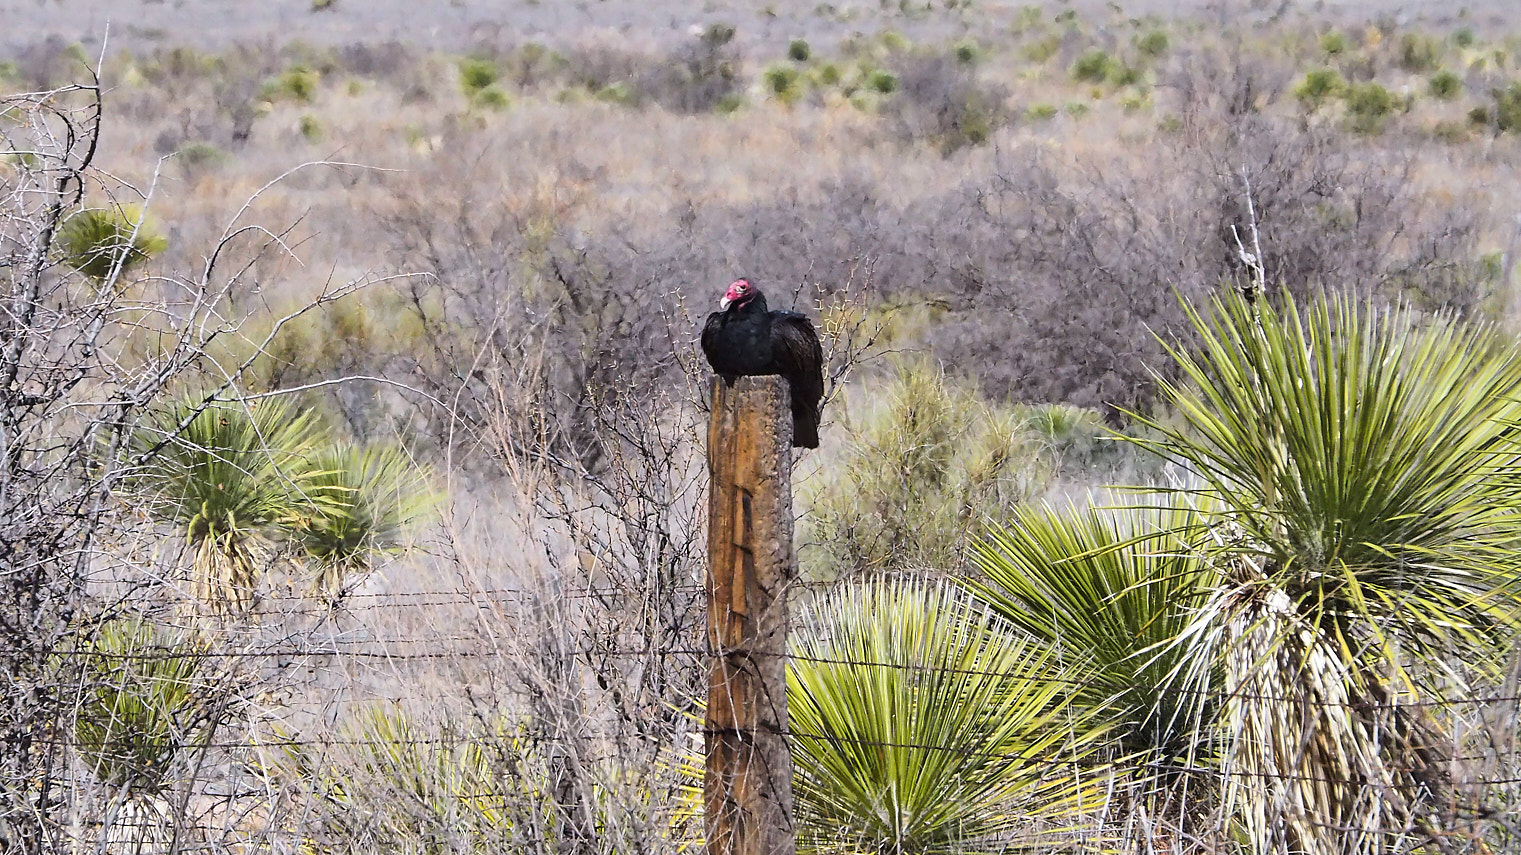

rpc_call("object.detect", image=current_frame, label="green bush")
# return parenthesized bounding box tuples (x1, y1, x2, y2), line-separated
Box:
(297, 113, 323, 142)
(788, 38, 811, 62)
(866, 68, 898, 94)
(716, 92, 745, 114)
(953, 40, 980, 65)
(1025, 102, 1058, 121)
(1398, 32, 1443, 72)
(1453, 28, 1475, 49)
(267, 64, 319, 102)
(1071, 48, 1115, 83)
(271, 706, 516, 849)
(1345, 81, 1397, 134)
(1320, 30, 1347, 55)
(815, 62, 842, 86)
(1294, 67, 1345, 107)
(763, 64, 804, 103)
(1493, 82, 1521, 132)
(799, 362, 1099, 577)
(1136, 29, 1169, 59)
(1021, 33, 1061, 63)
(458, 56, 500, 99)
(474, 85, 511, 110)
(1429, 69, 1462, 99)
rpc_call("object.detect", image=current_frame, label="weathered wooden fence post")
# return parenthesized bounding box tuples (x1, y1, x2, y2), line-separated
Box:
(705, 375, 796, 855)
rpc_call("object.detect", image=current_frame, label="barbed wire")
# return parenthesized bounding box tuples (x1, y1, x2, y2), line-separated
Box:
(48, 639, 1521, 713)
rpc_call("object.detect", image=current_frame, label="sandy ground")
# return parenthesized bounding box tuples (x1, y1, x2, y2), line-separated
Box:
(3, 0, 1513, 57)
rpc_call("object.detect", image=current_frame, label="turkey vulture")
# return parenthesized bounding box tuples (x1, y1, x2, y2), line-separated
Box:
(701, 278, 825, 448)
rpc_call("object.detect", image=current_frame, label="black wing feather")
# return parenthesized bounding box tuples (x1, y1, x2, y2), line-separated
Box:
(770, 312, 824, 446)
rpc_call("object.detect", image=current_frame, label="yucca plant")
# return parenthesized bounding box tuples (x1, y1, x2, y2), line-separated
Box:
(1127, 294, 1521, 855)
(125, 397, 327, 613)
(71, 617, 209, 795)
(292, 444, 434, 597)
(789, 578, 1105, 854)
(56, 205, 167, 284)
(967, 498, 1221, 821)
(275, 705, 519, 851)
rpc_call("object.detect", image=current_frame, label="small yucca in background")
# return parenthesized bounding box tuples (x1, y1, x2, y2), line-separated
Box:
(294, 444, 434, 597)
(125, 397, 326, 613)
(56, 204, 167, 284)
(71, 616, 209, 795)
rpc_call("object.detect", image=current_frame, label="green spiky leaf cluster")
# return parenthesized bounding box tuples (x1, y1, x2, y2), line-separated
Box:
(969, 499, 1220, 763)
(1131, 294, 1521, 654)
(296, 444, 434, 594)
(789, 578, 1105, 854)
(56, 205, 167, 283)
(124, 396, 434, 611)
(1123, 294, 1521, 853)
(71, 617, 209, 794)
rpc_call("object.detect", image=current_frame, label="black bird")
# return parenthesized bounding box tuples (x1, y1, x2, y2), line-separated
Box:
(701, 278, 825, 448)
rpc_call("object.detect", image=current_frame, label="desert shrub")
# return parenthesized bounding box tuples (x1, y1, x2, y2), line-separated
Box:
(1320, 30, 1347, 55)
(1345, 81, 1397, 134)
(882, 54, 1010, 154)
(1136, 29, 1170, 59)
(297, 113, 323, 141)
(763, 63, 804, 104)
(1294, 67, 1344, 106)
(790, 579, 1102, 854)
(788, 38, 811, 62)
(1025, 102, 1058, 121)
(270, 706, 517, 851)
(801, 360, 1078, 578)
(1429, 69, 1463, 99)
(458, 56, 499, 101)
(1493, 82, 1521, 132)
(336, 40, 419, 82)
(866, 68, 898, 93)
(953, 40, 981, 65)
(1021, 33, 1062, 63)
(637, 26, 744, 113)
(815, 61, 842, 85)
(265, 64, 319, 102)
(175, 141, 226, 176)
(1072, 48, 1116, 83)
(1398, 32, 1443, 73)
(1453, 28, 1475, 49)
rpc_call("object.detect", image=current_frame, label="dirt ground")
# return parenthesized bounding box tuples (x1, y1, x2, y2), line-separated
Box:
(4, 0, 1513, 57)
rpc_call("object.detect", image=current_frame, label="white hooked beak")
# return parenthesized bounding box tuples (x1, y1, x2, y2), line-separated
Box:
(719, 295, 733, 310)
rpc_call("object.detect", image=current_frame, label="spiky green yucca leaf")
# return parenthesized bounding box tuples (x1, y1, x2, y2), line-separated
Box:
(1130, 294, 1521, 651)
(968, 499, 1219, 763)
(279, 705, 517, 848)
(125, 397, 327, 609)
(789, 579, 1104, 855)
(1127, 294, 1521, 855)
(57, 205, 167, 283)
(72, 617, 207, 794)
(294, 444, 434, 593)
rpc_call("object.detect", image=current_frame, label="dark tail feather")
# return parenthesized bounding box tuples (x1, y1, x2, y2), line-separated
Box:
(791, 396, 820, 448)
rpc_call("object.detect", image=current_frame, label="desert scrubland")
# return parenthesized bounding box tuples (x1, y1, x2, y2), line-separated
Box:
(5, 1, 1521, 852)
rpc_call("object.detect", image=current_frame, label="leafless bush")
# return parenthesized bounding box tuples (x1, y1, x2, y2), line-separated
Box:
(881, 53, 1010, 154)
(0, 74, 415, 852)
